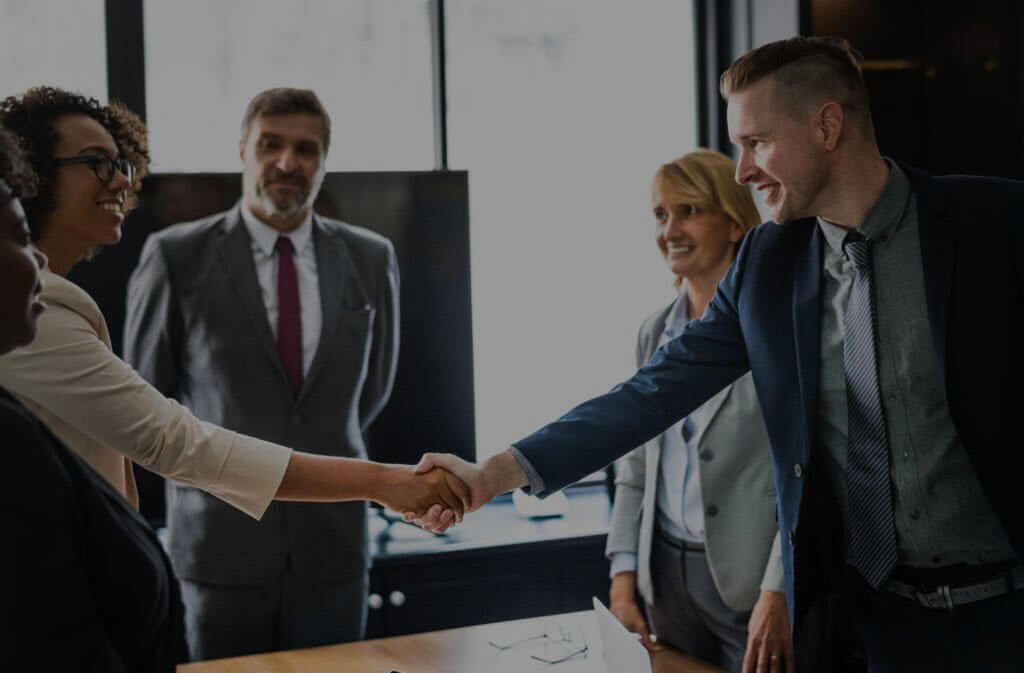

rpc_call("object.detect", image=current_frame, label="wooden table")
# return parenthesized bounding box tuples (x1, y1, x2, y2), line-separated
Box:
(177, 610, 727, 673)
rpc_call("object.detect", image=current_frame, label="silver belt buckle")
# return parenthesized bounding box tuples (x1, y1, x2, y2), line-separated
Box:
(915, 584, 955, 609)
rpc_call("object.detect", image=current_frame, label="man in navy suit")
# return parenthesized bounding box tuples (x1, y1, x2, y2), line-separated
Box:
(414, 37, 1023, 673)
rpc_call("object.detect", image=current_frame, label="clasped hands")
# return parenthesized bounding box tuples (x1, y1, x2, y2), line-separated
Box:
(377, 453, 497, 532)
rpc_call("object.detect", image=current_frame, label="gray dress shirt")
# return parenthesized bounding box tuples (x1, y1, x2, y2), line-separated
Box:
(816, 161, 1016, 567)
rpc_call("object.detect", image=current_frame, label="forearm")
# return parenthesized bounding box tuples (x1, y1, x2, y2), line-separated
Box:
(480, 449, 529, 500)
(274, 452, 388, 503)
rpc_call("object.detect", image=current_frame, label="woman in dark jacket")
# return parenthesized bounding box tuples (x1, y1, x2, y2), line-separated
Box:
(0, 125, 187, 672)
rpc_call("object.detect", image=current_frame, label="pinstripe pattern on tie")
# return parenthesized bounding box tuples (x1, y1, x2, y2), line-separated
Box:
(843, 233, 899, 589)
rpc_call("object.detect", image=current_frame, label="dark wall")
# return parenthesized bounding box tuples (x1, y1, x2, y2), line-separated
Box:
(811, 0, 1024, 178)
(69, 171, 474, 525)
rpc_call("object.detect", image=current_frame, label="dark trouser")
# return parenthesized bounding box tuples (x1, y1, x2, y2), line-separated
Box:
(846, 566, 1024, 673)
(645, 528, 750, 673)
(180, 569, 368, 662)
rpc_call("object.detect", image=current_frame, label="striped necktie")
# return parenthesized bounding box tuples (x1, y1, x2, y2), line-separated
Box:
(843, 232, 898, 589)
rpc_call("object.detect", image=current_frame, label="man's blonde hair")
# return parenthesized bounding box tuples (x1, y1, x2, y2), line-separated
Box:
(720, 36, 874, 137)
(653, 149, 761, 289)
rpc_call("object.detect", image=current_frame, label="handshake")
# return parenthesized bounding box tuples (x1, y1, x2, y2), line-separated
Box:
(375, 451, 528, 533)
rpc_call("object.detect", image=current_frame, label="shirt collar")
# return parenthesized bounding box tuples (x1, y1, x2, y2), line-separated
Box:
(818, 159, 912, 256)
(240, 203, 314, 256)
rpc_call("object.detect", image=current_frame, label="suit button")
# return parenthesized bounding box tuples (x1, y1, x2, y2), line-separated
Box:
(699, 448, 713, 461)
(706, 505, 718, 517)
(793, 463, 803, 478)
(290, 414, 302, 425)
(910, 509, 921, 520)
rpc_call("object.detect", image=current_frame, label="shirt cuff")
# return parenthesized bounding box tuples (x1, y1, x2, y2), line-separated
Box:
(507, 445, 546, 496)
(609, 552, 638, 578)
(208, 429, 293, 520)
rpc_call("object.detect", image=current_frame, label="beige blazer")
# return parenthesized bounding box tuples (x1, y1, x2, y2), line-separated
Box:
(605, 289, 784, 612)
(0, 269, 291, 519)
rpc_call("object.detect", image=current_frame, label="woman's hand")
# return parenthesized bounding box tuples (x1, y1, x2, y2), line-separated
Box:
(610, 572, 661, 651)
(375, 465, 470, 521)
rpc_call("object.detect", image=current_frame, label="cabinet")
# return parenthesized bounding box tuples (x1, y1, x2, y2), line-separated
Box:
(366, 488, 612, 638)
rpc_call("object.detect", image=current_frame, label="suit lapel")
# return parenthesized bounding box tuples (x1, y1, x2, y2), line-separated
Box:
(792, 220, 823, 463)
(906, 166, 955, 392)
(215, 206, 291, 391)
(297, 216, 356, 403)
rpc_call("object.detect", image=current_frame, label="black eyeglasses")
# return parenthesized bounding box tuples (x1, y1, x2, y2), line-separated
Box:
(52, 154, 135, 185)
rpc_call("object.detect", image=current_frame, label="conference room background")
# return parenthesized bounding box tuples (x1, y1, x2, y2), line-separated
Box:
(2, 0, 1022, 636)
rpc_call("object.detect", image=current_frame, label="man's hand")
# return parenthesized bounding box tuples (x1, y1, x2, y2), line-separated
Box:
(375, 465, 469, 522)
(610, 572, 661, 652)
(742, 590, 794, 673)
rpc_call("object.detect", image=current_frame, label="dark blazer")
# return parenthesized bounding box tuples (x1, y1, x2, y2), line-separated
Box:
(0, 388, 186, 672)
(514, 165, 1024, 643)
(124, 205, 399, 584)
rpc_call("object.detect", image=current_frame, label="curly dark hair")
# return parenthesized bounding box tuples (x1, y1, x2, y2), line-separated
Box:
(0, 86, 149, 240)
(0, 125, 37, 202)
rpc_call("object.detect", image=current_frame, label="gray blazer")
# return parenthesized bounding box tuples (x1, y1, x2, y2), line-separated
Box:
(124, 205, 399, 585)
(605, 287, 783, 612)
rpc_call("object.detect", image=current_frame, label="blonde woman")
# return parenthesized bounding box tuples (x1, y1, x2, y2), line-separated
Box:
(605, 150, 793, 673)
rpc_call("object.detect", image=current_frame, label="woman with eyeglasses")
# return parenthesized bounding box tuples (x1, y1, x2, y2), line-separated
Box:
(0, 124, 187, 671)
(605, 150, 794, 673)
(0, 87, 467, 528)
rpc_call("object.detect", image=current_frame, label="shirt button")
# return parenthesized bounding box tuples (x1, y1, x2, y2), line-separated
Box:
(910, 509, 921, 520)
(706, 505, 719, 518)
(699, 449, 713, 461)
(794, 463, 803, 478)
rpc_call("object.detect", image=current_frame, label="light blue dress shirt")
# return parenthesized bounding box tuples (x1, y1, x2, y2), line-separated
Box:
(610, 294, 710, 577)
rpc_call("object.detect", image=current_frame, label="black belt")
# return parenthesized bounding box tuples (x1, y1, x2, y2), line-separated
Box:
(654, 526, 705, 552)
(882, 566, 1024, 609)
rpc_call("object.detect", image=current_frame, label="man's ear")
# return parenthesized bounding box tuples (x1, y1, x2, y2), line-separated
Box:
(817, 101, 844, 151)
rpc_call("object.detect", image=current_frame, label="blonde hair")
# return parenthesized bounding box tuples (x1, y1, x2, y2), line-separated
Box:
(653, 149, 761, 290)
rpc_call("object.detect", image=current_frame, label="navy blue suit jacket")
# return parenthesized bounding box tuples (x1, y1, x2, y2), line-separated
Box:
(514, 164, 1024, 634)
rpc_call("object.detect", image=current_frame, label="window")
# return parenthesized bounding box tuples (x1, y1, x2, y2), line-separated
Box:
(143, 0, 435, 172)
(446, 1, 696, 458)
(0, 0, 107, 101)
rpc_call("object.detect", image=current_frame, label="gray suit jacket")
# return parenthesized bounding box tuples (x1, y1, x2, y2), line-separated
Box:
(605, 288, 783, 611)
(124, 205, 399, 585)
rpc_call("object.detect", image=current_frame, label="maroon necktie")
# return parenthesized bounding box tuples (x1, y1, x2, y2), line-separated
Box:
(274, 236, 303, 396)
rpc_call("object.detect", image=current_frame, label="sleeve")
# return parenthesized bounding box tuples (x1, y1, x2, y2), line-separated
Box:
(608, 552, 639, 578)
(511, 239, 754, 496)
(759, 531, 786, 593)
(0, 252, 292, 519)
(359, 238, 400, 432)
(0, 415, 127, 672)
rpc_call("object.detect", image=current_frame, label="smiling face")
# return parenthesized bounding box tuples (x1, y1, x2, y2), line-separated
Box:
(43, 115, 131, 251)
(0, 191, 47, 354)
(240, 113, 327, 227)
(653, 185, 743, 283)
(727, 78, 829, 223)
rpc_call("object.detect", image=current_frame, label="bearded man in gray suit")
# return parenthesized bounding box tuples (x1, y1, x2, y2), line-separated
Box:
(125, 88, 399, 660)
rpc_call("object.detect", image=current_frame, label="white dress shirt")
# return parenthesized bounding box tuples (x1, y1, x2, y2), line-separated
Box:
(240, 205, 322, 375)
